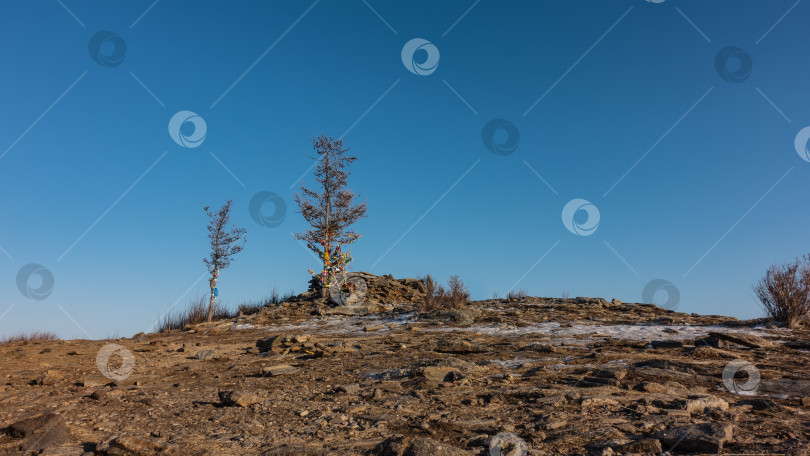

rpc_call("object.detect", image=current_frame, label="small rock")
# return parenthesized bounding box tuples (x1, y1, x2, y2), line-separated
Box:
(195, 349, 218, 360)
(89, 389, 107, 401)
(581, 397, 619, 409)
(708, 331, 772, 349)
(618, 438, 662, 453)
(218, 390, 261, 407)
(685, 395, 729, 415)
(422, 366, 463, 383)
(261, 364, 299, 376)
(376, 436, 471, 456)
(650, 340, 684, 348)
(802, 397, 810, 407)
(336, 383, 360, 394)
(33, 370, 63, 386)
(655, 422, 733, 452)
(7, 413, 72, 451)
(105, 434, 181, 456)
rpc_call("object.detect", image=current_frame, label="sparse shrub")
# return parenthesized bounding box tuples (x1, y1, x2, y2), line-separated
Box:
(0, 330, 60, 344)
(754, 254, 810, 328)
(157, 296, 233, 333)
(421, 274, 469, 311)
(506, 289, 528, 300)
(561, 291, 569, 299)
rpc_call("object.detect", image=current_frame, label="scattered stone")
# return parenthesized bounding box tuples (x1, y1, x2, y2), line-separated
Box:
(33, 370, 63, 386)
(433, 339, 487, 354)
(654, 422, 733, 452)
(39, 445, 88, 456)
(376, 436, 471, 456)
(195, 349, 218, 360)
(708, 331, 773, 349)
(684, 395, 729, 415)
(422, 366, 463, 383)
(218, 390, 261, 407)
(617, 438, 662, 453)
(650, 340, 684, 348)
(7, 413, 73, 451)
(802, 397, 810, 407)
(581, 397, 619, 409)
(78, 379, 106, 388)
(261, 364, 299, 376)
(336, 383, 360, 394)
(104, 434, 182, 456)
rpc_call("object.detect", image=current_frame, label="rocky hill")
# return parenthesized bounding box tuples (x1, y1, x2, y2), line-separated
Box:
(1, 272, 808, 455)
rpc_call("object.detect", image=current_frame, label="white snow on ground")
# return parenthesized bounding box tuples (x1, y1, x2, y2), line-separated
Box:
(422, 322, 780, 341)
(243, 312, 787, 344)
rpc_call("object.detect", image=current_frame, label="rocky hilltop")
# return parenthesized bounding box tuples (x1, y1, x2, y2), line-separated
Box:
(1, 272, 809, 455)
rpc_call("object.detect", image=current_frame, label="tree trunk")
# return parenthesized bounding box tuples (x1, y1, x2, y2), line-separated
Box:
(207, 270, 218, 323)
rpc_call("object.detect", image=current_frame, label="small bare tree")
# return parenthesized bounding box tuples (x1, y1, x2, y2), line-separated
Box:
(754, 254, 810, 328)
(203, 200, 247, 322)
(295, 135, 367, 299)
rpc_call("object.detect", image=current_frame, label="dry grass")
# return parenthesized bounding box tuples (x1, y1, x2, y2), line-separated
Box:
(0, 330, 60, 344)
(156, 296, 234, 333)
(237, 287, 297, 315)
(755, 254, 810, 329)
(506, 289, 528, 300)
(421, 274, 470, 311)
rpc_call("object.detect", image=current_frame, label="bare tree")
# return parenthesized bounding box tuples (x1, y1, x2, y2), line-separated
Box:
(295, 135, 367, 299)
(203, 200, 247, 322)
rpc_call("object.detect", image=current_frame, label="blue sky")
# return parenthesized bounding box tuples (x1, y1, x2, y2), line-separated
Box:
(1, 0, 808, 339)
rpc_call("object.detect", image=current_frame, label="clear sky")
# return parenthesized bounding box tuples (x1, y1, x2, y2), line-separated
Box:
(1, 0, 808, 339)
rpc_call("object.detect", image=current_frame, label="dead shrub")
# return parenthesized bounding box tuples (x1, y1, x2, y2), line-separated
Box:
(421, 274, 469, 311)
(754, 254, 810, 329)
(506, 289, 528, 300)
